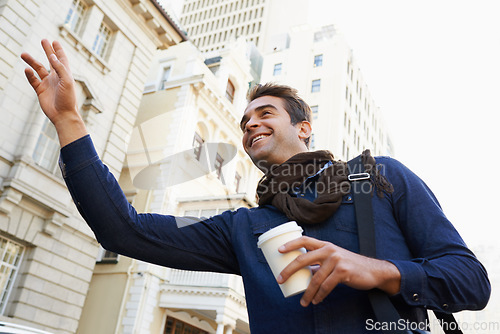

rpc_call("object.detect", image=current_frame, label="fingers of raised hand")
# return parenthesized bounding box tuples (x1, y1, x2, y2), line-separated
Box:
(41, 39, 56, 71)
(21, 52, 49, 81)
(23, 67, 41, 90)
(47, 53, 68, 80)
(52, 40, 70, 69)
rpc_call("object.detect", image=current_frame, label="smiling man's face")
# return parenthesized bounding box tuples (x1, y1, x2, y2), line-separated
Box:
(241, 95, 310, 172)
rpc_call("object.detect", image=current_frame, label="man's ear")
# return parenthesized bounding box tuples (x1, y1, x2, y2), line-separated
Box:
(297, 121, 312, 143)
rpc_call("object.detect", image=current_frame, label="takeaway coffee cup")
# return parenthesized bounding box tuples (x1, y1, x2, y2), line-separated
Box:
(257, 221, 312, 297)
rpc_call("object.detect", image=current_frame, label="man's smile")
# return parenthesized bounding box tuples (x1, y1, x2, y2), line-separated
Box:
(251, 134, 270, 147)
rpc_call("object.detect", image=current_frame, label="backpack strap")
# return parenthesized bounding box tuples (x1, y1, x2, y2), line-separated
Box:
(347, 155, 462, 334)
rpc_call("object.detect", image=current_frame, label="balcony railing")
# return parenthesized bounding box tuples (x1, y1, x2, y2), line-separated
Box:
(168, 269, 245, 297)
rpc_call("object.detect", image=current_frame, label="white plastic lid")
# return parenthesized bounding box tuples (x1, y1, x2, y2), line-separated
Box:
(257, 221, 303, 247)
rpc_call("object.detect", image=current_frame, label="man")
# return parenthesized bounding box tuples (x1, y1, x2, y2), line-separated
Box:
(21, 40, 490, 333)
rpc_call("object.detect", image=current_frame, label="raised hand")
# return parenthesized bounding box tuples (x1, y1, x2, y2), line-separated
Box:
(21, 39, 87, 147)
(276, 236, 401, 307)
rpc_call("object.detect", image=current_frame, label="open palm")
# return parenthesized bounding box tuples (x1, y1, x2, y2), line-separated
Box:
(21, 39, 77, 126)
(21, 39, 87, 147)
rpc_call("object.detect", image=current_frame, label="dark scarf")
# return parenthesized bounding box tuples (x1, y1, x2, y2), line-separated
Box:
(256, 150, 393, 224)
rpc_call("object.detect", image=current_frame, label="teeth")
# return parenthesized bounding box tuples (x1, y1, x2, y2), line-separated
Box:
(252, 134, 268, 145)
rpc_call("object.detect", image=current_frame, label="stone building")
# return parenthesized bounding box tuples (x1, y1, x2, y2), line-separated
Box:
(0, 0, 185, 332)
(178, 0, 306, 54)
(259, 24, 394, 159)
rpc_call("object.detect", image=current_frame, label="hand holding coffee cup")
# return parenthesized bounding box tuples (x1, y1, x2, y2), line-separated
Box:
(257, 221, 312, 297)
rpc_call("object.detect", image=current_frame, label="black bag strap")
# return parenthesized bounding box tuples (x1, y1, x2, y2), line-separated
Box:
(347, 155, 463, 334)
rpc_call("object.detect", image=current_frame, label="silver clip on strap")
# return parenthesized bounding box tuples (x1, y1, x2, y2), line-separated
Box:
(347, 172, 370, 182)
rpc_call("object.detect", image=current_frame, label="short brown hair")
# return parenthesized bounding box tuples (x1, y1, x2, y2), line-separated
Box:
(247, 83, 312, 147)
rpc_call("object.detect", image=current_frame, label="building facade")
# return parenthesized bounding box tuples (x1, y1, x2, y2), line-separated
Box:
(259, 24, 394, 159)
(178, 0, 306, 54)
(78, 39, 260, 334)
(0, 0, 185, 332)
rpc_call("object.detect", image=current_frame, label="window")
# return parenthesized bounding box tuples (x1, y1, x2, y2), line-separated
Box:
(201, 209, 217, 218)
(225, 79, 235, 103)
(311, 79, 321, 93)
(0, 236, 24, 315)
(192, 132, 204, 161)
(33, 119, 60, 174)
(311, 105, 318, 120)
(184, 208, 229, 218)
(273, 63, 282, 76)
(160, 67, 171, 90)
(92, 21, 112, 58)
(208, 63, 220, 75)
(64, 0, 87, 34)
(183, 209, 199, 217)
(164, 317, 208, 334)
(214, 153, 224, 180)
(314, 54, 323, 67)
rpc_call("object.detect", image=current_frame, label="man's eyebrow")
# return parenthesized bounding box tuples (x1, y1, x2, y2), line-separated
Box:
(240, 104, 278, 130)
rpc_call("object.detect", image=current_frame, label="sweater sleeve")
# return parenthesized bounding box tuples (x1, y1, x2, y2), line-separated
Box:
(379, 157, 490, 313)
(60, 135, 240, 274)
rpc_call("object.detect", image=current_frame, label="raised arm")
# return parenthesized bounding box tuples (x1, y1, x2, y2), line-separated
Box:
(21, 39, 88, 147)
(22, 40, 240, 274)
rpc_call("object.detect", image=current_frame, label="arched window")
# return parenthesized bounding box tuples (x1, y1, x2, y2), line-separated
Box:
(225, 79, 235, 103)
(192, 132, 204, 161)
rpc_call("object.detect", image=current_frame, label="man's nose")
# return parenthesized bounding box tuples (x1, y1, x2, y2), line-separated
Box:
(245, 117, 260, 131)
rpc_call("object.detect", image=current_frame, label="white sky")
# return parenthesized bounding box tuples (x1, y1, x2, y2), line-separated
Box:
(306, 0, 500, 249)
(163, 0, 500, 247)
